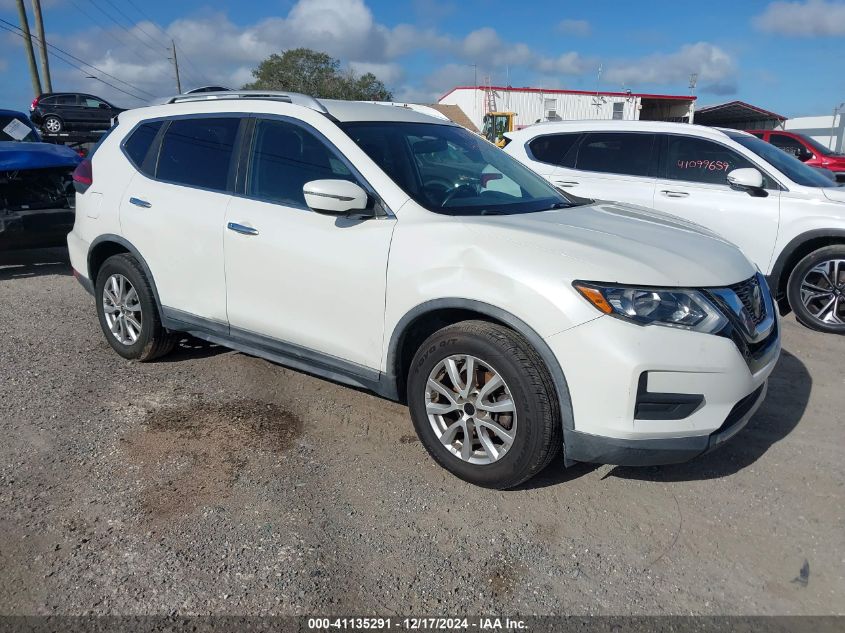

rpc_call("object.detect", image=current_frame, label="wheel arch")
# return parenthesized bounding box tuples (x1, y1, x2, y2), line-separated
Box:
(769, 229, 845, 312)
(87, 234, 164, 318)
(386, 298, 575, 433)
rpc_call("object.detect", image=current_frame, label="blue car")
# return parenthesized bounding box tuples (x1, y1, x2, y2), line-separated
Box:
(1, 109, 82, 249)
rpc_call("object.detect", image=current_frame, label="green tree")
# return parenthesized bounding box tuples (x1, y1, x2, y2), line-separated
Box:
(243, 48, 393, 101)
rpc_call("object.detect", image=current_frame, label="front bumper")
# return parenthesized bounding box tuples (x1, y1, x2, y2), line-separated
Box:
(546, 312, 780, 466)
(563, 382, 767, 466)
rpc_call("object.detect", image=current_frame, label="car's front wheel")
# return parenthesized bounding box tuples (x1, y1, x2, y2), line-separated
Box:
(42, 115, 62, 134)
(95, 254, 176, 360)
(787, 245, 845, 334)
(407, 321, 561, 489)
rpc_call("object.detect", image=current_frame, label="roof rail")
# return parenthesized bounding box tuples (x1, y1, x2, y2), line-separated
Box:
(164, 90, 329, 115)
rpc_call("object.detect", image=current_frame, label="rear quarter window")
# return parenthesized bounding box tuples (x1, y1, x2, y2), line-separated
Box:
(122, 121, 163, 172)
(527, 133, 580, 167)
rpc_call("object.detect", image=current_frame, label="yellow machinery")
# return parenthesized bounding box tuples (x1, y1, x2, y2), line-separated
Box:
(482, 112, 517, 147)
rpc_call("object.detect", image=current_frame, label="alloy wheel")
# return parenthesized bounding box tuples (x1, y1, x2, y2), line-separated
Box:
(425, 354, 517, 465)
(44, 118, 61, 133)
(102, 274, 143, 345)
(800, 259, 845, 325)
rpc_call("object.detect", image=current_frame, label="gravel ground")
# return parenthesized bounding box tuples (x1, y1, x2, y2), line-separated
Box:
(0, 247, 843, 616)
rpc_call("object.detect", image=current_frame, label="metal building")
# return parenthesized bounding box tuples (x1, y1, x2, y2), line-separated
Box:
(694, 100, 787, 131)
(438, 85, 696, 132)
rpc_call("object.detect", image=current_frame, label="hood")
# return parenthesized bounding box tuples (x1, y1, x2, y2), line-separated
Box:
(0, 141, 82, 171)
(463, 201, 756, 288)
(823, 187, 845, 203)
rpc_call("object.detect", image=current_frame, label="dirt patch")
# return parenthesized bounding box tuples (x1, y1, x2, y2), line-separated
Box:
(125, 399, 302, 521)
(487, 556, 527, 599)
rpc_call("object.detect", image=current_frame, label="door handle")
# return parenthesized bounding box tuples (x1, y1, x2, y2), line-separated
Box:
(227, 222, 259, 236)
(554, 180, 579, 188)
(660, 190, 690, 198)
(129, 197, 151, 208)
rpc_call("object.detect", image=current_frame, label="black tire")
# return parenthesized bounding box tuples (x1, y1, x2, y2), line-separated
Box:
(95, 254, 176, 361)
(42, 115, 63, 134)
(407, 320, 561, 489)
(786, 245, 845, 334)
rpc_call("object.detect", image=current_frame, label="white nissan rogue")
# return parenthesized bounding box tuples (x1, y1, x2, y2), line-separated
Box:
(68, 92, 781, 488)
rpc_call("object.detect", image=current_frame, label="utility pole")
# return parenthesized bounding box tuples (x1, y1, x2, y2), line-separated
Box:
(171, 40, 182, 93)
(15, 0, 42, 97)
(30, 0, 51, 92)
(830, 102, 844, 152)
(688, 73, 699, 124)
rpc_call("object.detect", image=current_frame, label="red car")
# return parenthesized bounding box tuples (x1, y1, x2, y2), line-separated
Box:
(748, 129, 845, 182)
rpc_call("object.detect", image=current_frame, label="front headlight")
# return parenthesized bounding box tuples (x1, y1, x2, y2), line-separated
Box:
(573, 282, 728, 334)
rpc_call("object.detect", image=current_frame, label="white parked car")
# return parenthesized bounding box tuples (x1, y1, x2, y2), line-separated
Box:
(504, 120, 845, 334)
(68, 92, 780, 488)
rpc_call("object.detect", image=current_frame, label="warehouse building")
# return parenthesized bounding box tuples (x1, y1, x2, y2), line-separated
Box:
(438, 85, 696, 132)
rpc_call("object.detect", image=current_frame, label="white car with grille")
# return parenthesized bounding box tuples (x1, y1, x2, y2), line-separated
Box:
(68, 92, 780, 488)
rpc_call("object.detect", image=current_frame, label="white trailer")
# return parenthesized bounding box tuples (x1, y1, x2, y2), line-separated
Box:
(438, 85, 696, 132)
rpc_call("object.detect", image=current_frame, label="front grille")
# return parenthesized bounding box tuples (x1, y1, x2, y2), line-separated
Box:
(730, 276, 766, 325)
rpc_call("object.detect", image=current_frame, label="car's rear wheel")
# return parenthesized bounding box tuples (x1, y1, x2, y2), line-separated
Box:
(95, 254, 176, 360)
(787, 245, 845, 334)
(42, 116, 62, 133)
(407, 320, 561, 489)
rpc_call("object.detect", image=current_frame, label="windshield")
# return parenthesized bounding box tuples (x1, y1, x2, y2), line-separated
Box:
(340, 121, 572, 215)
(798, 133, 837, 156)
(729, 133, 834, 188)
(0, 114, 39, 142)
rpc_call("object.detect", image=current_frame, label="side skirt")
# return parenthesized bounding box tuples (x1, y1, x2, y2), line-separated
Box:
(160, 307, 399, 401)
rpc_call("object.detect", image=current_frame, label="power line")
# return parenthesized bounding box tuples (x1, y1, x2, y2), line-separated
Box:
(120, 0, 213, 87)
(102, 0, 168, 51)
(87, 0, 163, 56)
(0, 18, 153, 100)
(0, 22, 145, 101)
(66, 0, 145, 54)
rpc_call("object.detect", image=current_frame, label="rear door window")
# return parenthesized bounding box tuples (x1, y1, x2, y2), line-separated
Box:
(664, 135, 756, 185)
(527, 133, 580, 167)
(246, 118, 354, 208)
(52, 95, 78, 106)
(156, 117, 240, 191)
(575, 132, 655, 177)
(122, 121, 163, 172)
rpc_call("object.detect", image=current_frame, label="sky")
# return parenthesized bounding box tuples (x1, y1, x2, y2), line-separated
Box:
(0, 0, 843, 117)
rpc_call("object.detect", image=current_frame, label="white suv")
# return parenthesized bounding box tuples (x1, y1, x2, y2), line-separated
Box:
(504, 120, 845, 334)
(68, 92, 780, 488)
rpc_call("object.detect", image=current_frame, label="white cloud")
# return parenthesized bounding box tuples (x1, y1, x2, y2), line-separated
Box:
(603, 42, 737, 94)
(556, 19, 591, 37)
(31, 0, 742, 107)
(537, 52, 594, 75)
(348, 61, 405, 84)
(753, 0, 845, 36)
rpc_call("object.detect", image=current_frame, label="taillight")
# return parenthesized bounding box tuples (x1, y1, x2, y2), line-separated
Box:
(30, 96, 39, 110)
(72, 159, 93, 193)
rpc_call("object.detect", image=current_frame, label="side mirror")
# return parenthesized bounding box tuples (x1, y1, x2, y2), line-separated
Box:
(799, 150, 813, 162)
(303, 179, 370, 216)
(98, 103, 110, 109)
(727, 168, 764, 190)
